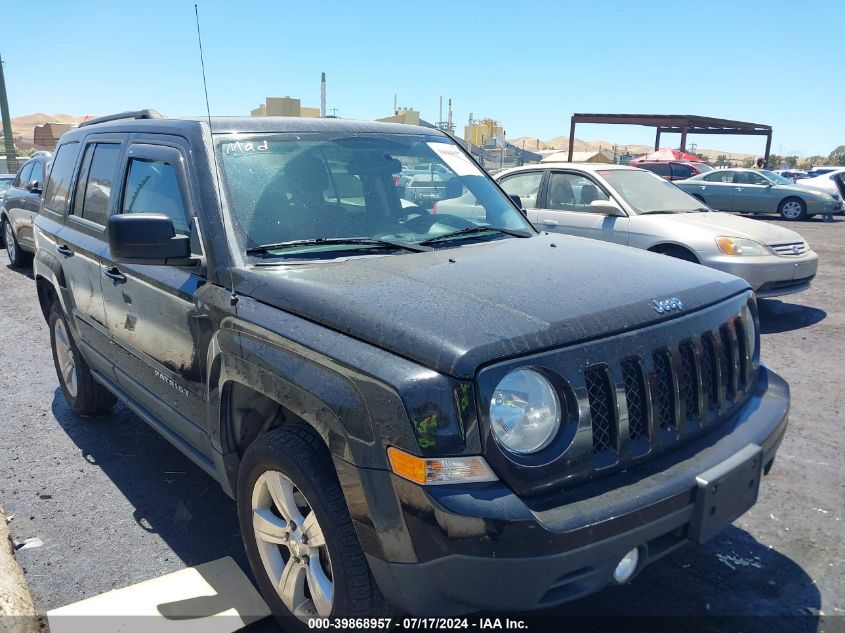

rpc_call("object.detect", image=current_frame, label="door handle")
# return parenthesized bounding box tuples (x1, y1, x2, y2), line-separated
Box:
(56, 244, 73, 257)
(699, 186, 706, 190)
(540, 219, 558, 226)
(102, 266, 127, 284)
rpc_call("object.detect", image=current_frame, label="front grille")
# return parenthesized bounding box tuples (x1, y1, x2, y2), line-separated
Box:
(769, 241, 807, 256)
(586, 317, 751, 461)
(652, 351, 676, 432)
(584, 366, 614, 453)
(622, 359, 647, 442)
(679, 341, 699, 420)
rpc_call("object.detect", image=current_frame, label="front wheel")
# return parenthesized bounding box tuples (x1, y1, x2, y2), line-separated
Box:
(778, 197, 806, 220)
(237, 425, 390, 627)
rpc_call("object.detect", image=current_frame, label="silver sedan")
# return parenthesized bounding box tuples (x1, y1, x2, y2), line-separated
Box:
(437, 163, 818, 298)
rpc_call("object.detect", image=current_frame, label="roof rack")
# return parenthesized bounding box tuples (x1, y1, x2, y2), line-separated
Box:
(78, 109, 164, 128)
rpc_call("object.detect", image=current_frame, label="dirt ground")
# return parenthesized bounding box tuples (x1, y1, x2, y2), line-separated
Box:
(0, 215, 842, 632)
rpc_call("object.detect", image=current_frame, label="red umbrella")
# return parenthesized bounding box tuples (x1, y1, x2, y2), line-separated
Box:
(630, 147, 703, 163)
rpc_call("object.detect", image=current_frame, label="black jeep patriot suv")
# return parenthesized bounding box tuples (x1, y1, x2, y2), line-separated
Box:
(33, 110, 789, 622)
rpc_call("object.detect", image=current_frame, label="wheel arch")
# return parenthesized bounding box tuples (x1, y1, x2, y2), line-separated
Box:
(647, 242, 700, 263)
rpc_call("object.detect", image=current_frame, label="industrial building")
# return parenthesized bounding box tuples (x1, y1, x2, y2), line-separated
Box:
(464, 117, 504, 147)
(250, 97, 320, 118)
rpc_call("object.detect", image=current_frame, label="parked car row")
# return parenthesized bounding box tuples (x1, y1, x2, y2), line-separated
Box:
(0, 111, 797, 624)
(434, 163, 819, 298)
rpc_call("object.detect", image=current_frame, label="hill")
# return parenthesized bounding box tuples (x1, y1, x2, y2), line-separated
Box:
(1, 113, 89, 148)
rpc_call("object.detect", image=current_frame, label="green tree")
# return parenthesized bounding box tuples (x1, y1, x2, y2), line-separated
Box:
(742, 157, 755, 168)
(828, 145, 845, 166)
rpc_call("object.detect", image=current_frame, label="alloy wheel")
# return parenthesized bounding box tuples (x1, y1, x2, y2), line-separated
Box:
(4, 222, 15, 265)
(53, 317, 78, 398)
(251, 470, 334, 619)
(781, 200, 803, 220)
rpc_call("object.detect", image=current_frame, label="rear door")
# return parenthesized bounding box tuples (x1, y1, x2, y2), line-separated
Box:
(99, 137, 209, 455)
(497, 170, 545, 221)
(57, 138, 126, 373)
(642, 163, 672, 181)
(534, 171, 629, 244)
(696, 170, 738, 210)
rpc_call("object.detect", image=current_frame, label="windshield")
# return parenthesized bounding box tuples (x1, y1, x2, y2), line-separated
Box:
(597, 169, 706, 214)
(217, 132, 533, 260)
(760, 170, 792, 185)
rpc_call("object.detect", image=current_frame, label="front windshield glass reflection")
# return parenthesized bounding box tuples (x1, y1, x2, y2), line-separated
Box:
(217, 133, 533, 259)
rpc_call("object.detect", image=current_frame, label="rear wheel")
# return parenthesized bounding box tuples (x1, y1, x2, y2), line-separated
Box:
(3, 218, 32, 268)
(238, 425, 390, 628)
(49, 302, 116, 415)
(778, 197, 806, 220)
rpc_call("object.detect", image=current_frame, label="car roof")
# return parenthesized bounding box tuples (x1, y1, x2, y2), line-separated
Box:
(59, 114, 443, 142)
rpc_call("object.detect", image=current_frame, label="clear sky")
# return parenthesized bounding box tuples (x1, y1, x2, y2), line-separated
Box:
(3, 0, 842, 157)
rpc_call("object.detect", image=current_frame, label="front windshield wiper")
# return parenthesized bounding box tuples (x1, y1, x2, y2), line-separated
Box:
(246, 237, 432, 256)
(419, 225, 532, 246)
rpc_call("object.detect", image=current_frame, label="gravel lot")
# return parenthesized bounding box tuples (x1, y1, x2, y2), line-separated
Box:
(0, 216, 843, 632)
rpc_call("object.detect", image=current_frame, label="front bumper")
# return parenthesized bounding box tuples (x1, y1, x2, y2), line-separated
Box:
(362, 366, 789, 615)
(704, 251, 818, 297)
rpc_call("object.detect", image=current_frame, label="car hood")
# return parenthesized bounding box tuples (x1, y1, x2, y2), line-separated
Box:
(236, 234, 749, 378)
(633, 211, 807, 244)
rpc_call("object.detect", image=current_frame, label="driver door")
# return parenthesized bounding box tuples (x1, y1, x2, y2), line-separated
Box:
(733, 171, 775, 213)
(534, 171, 629, 245)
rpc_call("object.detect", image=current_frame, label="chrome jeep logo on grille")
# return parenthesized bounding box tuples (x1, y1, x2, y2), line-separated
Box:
(652, 297, 684, 314)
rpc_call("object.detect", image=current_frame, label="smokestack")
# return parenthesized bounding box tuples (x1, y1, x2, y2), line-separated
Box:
(320, 72, 327, 118)
(448, 98, 452, 131)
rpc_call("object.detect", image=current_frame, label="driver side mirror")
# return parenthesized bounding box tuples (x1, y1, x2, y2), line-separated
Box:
(108, 213, 193, 266)
(508, 194, 527, 216)
(26, 180, 42, 194)
(589, 200, 625, 216)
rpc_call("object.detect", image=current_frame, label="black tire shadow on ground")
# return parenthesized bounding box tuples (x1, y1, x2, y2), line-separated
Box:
(526, 526, 822, 632)
(4, 262, 34, 279)
(758, 299, 826, 334)
(50, 389, 248, 570)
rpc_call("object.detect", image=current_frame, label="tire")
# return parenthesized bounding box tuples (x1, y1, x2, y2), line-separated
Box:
(778, 197, 806, 221)
(237, 424, 390, 628)
(49, 302, 116, 415)
(3, 218, 33, 268)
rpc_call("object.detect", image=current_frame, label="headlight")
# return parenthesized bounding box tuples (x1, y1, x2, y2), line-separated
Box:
(490, 369, 561, 454)
(715, 236, 769, 256)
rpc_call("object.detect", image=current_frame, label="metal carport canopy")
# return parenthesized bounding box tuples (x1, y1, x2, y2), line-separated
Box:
(567, 113, 773, 163)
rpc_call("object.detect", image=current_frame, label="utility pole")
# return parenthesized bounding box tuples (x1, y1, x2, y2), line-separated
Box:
(0, 52, 18, 173)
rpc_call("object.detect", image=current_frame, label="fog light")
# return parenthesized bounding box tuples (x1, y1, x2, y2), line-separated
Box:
(613, 548, 639, 583)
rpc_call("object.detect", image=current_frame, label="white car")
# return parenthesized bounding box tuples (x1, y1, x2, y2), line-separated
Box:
(795, 168, 845, 207)
(485, 163, 818, 298)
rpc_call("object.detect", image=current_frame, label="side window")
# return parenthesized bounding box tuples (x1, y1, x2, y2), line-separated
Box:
(44, 142, 81, 213)
(72, 143, 121, 226)
(671, 163, 693, 179)
(30, 161, 45, 187)
(642, 163, 671, 177)
(122, 158, 189, 234)
(14, 162, 34, 188)
(741, 171, 767, 185)
(704, 171, 734, 183)
(547, 173, 610, 211)
(498, 172, 542, 208)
